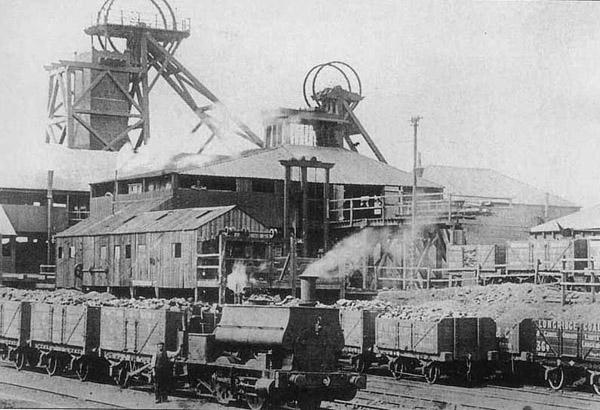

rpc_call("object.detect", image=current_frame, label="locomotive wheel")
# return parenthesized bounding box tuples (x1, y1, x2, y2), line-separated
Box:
(246, 394, 267, 410)
(214, 382, 232, 405)
(211, 372, 233, 405)
(297, 398, 321, 410)
(14, 351, 26, 371)
(76, 360, 90, 381)
(46, 356, 60, 376)
(424, 364, 440, 384)
(547, 367, 565, 390)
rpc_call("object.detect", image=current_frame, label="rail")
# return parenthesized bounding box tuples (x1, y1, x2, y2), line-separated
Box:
(329, 192, 512, 226)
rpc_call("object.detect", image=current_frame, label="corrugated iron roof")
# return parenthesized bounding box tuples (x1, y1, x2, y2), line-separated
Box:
(0, 144, 117, 192)
(56, 197, 169, 237)
(422, 166, 577, 207)
(112, 206, 237, 235)
(57, 205, 244, 237)
(0, 205, 16, 236)
(531, 204, 600, 233)
(110, 145, 441, 188)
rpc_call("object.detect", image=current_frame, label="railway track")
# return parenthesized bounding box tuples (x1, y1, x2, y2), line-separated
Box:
(330, 374, 600, 410)
(0, 378, 125, 408)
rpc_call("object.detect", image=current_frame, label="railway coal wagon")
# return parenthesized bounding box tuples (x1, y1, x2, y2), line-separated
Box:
(535, 319, 600, 394)
(339, 309, 379, 372)
(495, 319, 537, 380)
(28, 303, 100, 379)
(0, 301, 31, 368)
(100, 306, 184, 386)
(375, 316, 497, 384)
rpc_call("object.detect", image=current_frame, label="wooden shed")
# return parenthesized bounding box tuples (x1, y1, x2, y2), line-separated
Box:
(55, 205, 269, 291)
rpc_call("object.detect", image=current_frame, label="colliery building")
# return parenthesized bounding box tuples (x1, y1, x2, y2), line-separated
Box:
(0, 145, 115, 287)
(55, 143, 445, 300)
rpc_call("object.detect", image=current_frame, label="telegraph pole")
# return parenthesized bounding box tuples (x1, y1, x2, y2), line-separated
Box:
(410, 116, 422, 268)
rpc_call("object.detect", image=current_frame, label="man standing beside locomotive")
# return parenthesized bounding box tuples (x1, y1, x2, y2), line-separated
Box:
(151, 342, 181, 403)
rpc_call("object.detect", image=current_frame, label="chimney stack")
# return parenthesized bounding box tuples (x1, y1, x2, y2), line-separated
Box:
(299, 275, 317, 306)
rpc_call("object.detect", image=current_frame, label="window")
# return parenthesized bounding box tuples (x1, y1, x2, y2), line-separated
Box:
(114, 245, 121, 261)
(125, 244, 131, 259)
(58, 247, 63, 259)
(100, 246, 107, 261)
(69, 246, 75, 258)
(2, 238, 11, 257)
(172, 242, 182, 258)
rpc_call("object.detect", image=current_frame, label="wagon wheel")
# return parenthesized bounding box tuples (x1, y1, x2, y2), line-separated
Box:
(593, 376, 600, 396)
(424, 363, 440, 384)
(390, 359, 407, 379)
(14, 351, 26, 371)
(547, 367, 565, 390)
(46, 356, 60, 376)
(117, 365, 129, 388)
(246, 393, 267, 410)
(354, 355, 370, 373)
(464, 359, 474, 386)
(76, 359, 91, 381)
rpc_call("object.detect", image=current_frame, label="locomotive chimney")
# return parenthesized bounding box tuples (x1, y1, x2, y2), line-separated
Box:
(299, 274, 317, 306)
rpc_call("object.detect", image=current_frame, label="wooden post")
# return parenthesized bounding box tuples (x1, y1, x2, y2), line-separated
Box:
(218, 234, 225, 305)
(339, 262, 346, 299)
(426, 267, 431, 289)
(362, 258, 368, 289)
(591, 257, 596, 303)
(154, 285, 159, 299)
(46, 170, 54, 267)
(283, 165, 290, 249)
(290, 234, 297, 298)
(402, 266, 407, 290)
(301, 166, 308, 257)
(534, 259, 540, 285)
(448, 272, 453, 288)
(561, 256, 567, 306)
(476, 265, 481, 286)
(323, 168, 330, 252)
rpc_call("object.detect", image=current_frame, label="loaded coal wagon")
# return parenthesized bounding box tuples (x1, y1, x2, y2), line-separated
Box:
(495, 319, 537, 381)
(375, 316, 497, 384)
(99, 306, 185, 386)
(339, 309, 379, 372)
(534, 319, 600, 394)
(0, 301, 31, 368)
(28, 302, 100, 379)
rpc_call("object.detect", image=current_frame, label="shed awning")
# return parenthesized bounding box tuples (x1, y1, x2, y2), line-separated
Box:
(0, 205, 16, 236)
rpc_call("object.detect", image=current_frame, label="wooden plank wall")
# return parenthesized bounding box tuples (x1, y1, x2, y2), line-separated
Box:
(198, 208, 269, 241)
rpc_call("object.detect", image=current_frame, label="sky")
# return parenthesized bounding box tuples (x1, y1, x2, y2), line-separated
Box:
(1, 0, 600, 206)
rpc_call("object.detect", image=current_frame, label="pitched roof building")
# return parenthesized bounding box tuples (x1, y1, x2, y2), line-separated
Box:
(422, 166, 579, 244)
